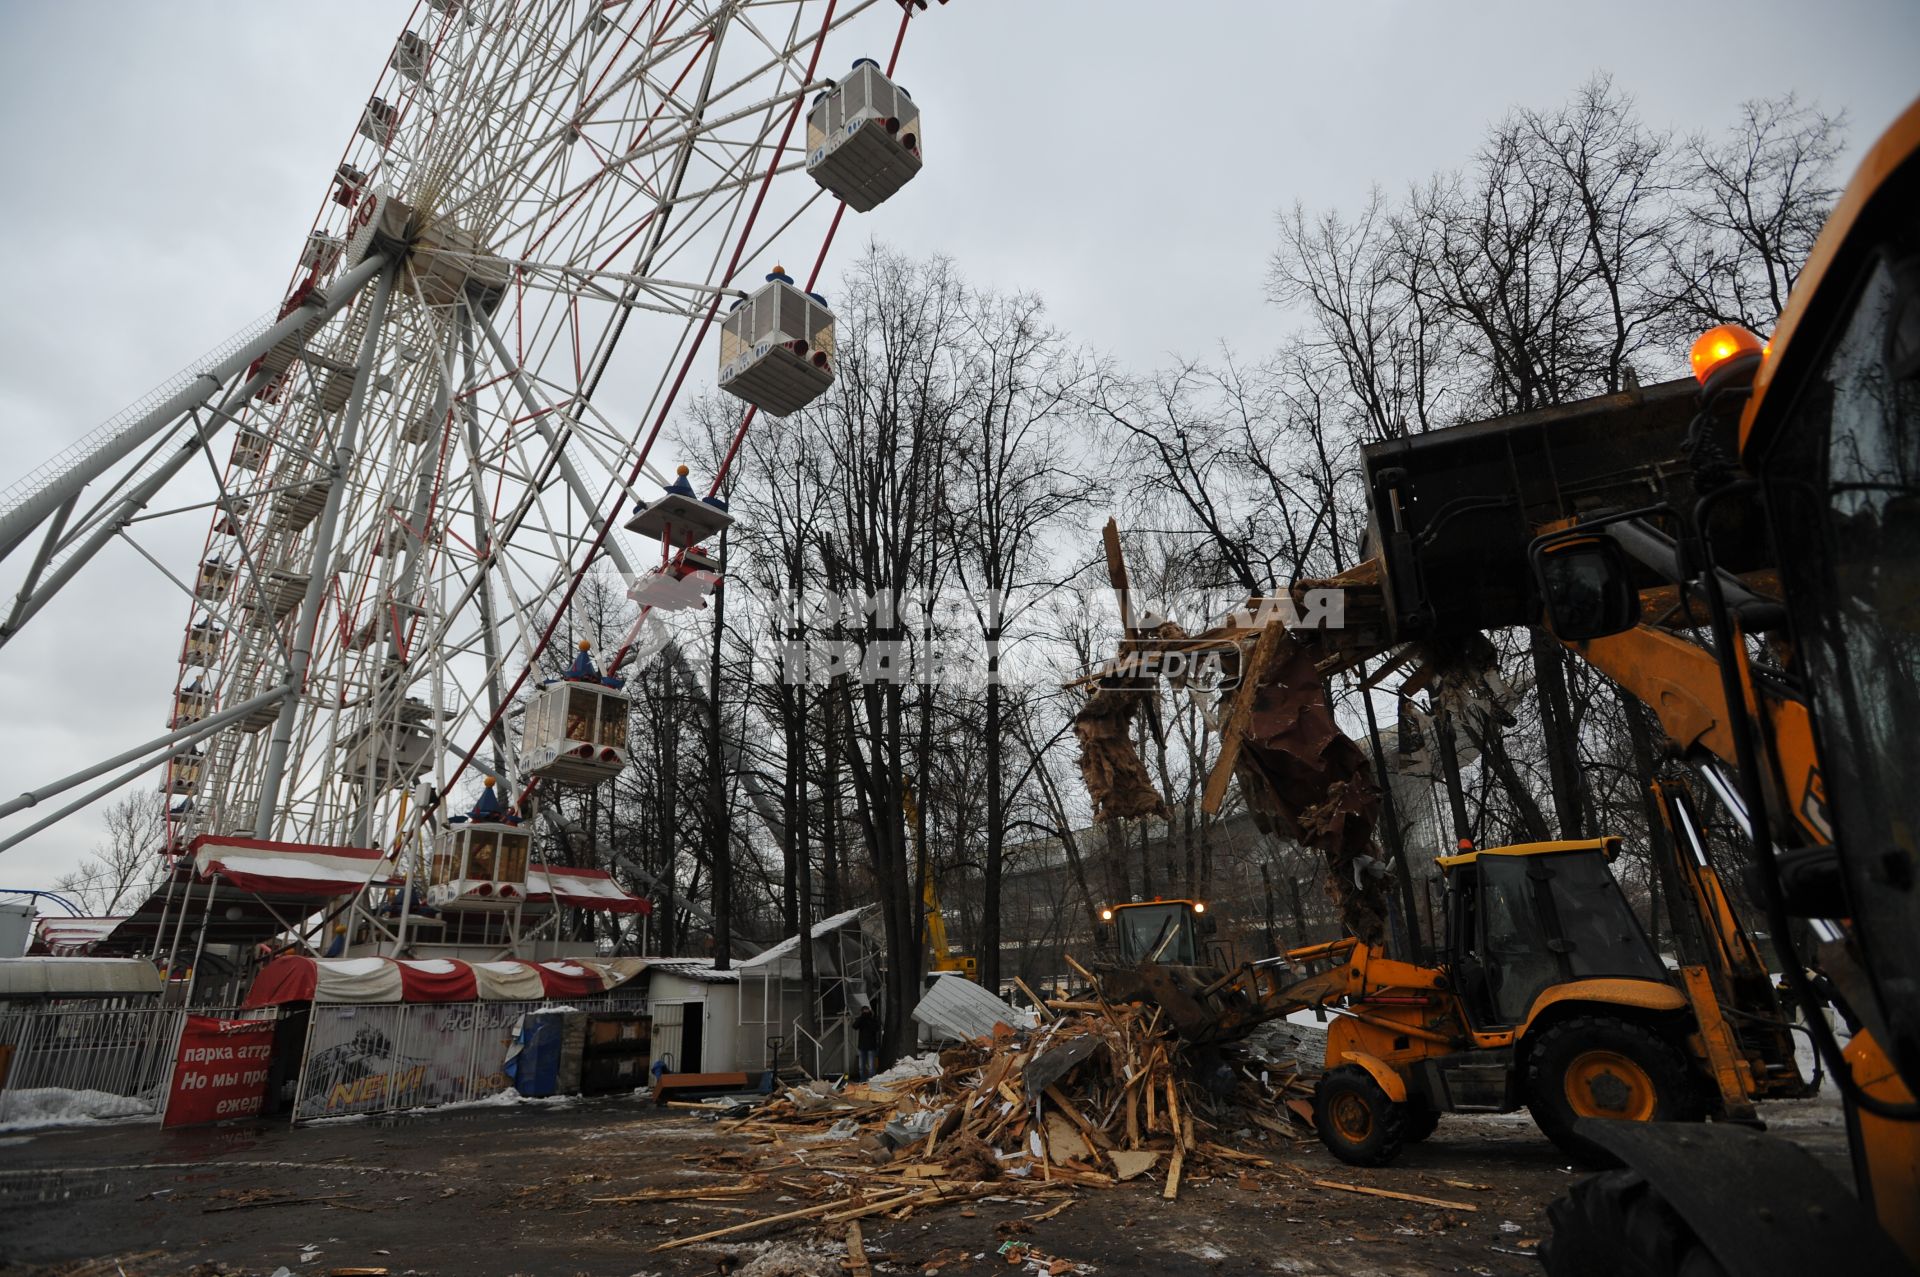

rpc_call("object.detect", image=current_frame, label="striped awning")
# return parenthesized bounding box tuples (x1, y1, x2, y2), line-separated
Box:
(243, 954, 644, 1006)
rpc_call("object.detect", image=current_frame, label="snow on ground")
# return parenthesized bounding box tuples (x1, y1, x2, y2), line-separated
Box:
(432, 1086, 580, 1113)
(304, 1087, 593, 1126)
(0, 1087, 157, 1131)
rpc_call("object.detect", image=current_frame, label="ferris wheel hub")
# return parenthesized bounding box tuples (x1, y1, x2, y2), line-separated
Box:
(346, 188, 510, 313)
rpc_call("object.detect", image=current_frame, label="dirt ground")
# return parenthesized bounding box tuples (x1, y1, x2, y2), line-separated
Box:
(0, 1094, 1850, 1277)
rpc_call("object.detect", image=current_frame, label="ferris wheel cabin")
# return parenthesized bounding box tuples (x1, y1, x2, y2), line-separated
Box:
(806, 59, 922, 213)
(717, 270, 835, 417)
(428, 779, 534, 911)
(195, 557, 234, 601)
(523, 642, 631, 786)
(181, 617, 222, 666)
(164, 747, 204, 796)
(171, 677, 211, 729)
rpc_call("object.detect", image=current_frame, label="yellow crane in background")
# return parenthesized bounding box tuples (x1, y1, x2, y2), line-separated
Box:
(904, 780, 977, 982)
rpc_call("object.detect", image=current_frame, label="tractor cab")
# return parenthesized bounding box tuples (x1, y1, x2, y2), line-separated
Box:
(1101, 898, 1210, 966)
(1439, 838, 1669, 1028)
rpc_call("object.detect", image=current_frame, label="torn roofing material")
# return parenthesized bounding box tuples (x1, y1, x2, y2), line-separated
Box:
(911, 974, 1037, 1041)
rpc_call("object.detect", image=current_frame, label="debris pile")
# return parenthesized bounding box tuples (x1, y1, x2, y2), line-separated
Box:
(640, 975, 1319, 1257)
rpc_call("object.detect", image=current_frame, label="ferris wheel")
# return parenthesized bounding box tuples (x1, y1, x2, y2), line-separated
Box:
(0, 0, 933, 871)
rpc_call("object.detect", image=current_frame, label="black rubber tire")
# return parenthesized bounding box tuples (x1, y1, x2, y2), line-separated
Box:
(1540, 1168, 1730, 1277)
(1524, 1015, 1697, 1167)
(1312, 1064, 1408, 1167)
(1402, 1099, 1442, 1143)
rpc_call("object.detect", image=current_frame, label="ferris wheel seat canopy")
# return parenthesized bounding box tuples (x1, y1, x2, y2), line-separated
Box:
(523, 678, 629, 786)
(629, 563, 719, 612)
(624, 489, 735, 544)
(806, 61, 922, 213)
(340, 720, 436, 787)
(717, 278, 836, 416)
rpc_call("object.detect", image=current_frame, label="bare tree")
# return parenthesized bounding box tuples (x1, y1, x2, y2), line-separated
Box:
(1673, 94, 1845, 332)
(948, 288, 1094, 988)
(58, 790, 165, 914)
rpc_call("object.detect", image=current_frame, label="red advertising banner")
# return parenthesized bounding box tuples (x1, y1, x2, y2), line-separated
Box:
(163, 1015, 275, 1128)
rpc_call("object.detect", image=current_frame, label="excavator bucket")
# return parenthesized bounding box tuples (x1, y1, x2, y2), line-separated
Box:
(1360, 377, 1748, 641)
(1073, 625, 1393, 948)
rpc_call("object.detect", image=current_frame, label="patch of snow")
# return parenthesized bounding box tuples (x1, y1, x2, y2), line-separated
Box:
(732, 1238, 841, 1277)
(868, 1051, 942, 1088)
(414, 1087, 580, 1114)
(0, 1087, 157, 1131)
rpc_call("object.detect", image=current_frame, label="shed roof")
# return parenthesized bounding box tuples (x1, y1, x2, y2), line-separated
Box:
(0, 957, 163, 999)
(736, 904, 876, 970)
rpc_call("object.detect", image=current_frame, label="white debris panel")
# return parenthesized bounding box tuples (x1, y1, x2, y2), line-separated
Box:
(911, 976, 1037, 1042)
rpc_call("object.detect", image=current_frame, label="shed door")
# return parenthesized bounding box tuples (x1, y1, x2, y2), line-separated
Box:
(652, 1002, 683, 1073)
(651, 1001, 705, 1074)
(681, 1007, 703, 1074)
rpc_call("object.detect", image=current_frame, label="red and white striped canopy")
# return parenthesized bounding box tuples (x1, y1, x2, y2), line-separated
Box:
(527, 864, 651, 914)
(243, 954, 641, 1006)
(31, 916, 125, 956)
(190, 835, 402, 898)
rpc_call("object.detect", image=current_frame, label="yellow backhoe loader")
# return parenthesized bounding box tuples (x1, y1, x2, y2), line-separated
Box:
(1080, 92, 1920, 1277)
(1100, 826, 1805, 1168)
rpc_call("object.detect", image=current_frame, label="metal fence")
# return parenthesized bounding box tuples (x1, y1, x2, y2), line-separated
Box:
(293, 995, 625, 1123)
(0, 997, 638, 1127)
(0, 1004, 264, 1123)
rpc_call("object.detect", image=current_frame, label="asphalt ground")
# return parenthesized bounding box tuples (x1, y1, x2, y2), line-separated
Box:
(0, 1093, 1852, 1277)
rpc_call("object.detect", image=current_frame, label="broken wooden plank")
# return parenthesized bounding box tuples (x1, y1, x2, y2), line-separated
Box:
(1311, 1179, 1478, 1211)
(1201, 619, 1286, 814)
(1102, 517, 1135, 636)
(1013, 976, 1055, 1022)
(650, 1187, 923, 1251)
(589, 1181, 760, 1204)
(1200, 1141, 1273, 1167)
(1162, 1140, 1185, 1201)
(826, 1185, 989, 1225)
(1063, 953, 1103, 991)
(202, 1193, 358, 1214)
(843, 1220, 872, 1277)
(1044, 1084, 1114, 1154)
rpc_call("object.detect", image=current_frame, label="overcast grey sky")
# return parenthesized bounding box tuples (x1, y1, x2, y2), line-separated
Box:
(0, 1, 1913, 904)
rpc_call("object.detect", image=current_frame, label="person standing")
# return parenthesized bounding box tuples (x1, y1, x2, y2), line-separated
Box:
(853, 1004, 880, 1080)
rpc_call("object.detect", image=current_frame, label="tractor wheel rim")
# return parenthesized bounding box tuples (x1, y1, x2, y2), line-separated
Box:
(1564, 1048, 1658, 1119)
(1330, 1091, 1373, 1142)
